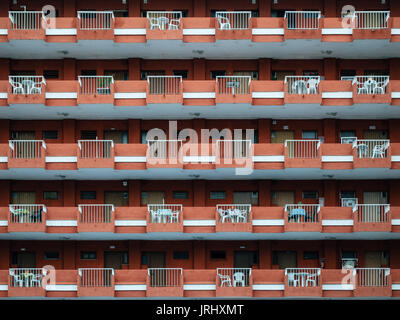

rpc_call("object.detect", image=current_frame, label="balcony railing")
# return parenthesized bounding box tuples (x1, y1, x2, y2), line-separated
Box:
(216, 204, 251, 223)
(78, 140, 114, 159)
(353, 76, 389, 95)
(147, 76, 182, 95)
(216, 268, 252, 287)
(285, 139, 320, 159)
(216, 139, 252, 159)
(9, 268, 45, 288)
(284, 11, 321, 30)
(78, 268, 114, 287)
(352, 139, 390, 158)
(355, 204, 390, 223)
(77, 11, 114, 30)
(215, 11, 252, 30)
(216, 76, 251, 95)
(147, 204, 182, 223)
(9, 204, 46, 224)
(354, 268, 390, 287)
(8, 11, 46, 30)
(148, 268, 183, 287)
(285, 268, 321, 287)
(147, 140, 182, 159)
(146, 11, 183, 30)
(78, 76, 114, 95)
(285, 204, 320, 223)
(353, 11, 390, 29)
(9, 140, 46, 159)
(284, 76, 320, 95)
(9, 76, 46, 95)
(78, 204, 114, 224)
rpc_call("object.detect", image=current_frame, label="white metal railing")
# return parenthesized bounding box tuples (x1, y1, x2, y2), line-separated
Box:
(285, 204, 320, 223)
(147, 268, 183, 287)
(285, 268, 321, 287)
(217, 268, 252, 287)
(355, 204, 390, 223)
(9, 204, 46, 224)
(9, 76, 46, 95)
(352, 139, 390, 158)
(216, 204, 251, 223)
(9, 268, 46, 288)
(77, 11, 114, 30)
(284, 76, 320, 95)
(78, 76, 114, 95)
(216, 140, 252, 159)
(78, 268, 114, 287)
(353, 76, 389, 95)
(78, 140, 114, 159)
(341, 137, 357, 144)
(9, 140, 46, 159)
(8, 11, 46, 30)
(147, 204, 182, 223)
(147, 76, 182, 95)
(147, 140, 183, 159)
(284, 11, 321, 30)
(354, 268, 390, 287)
(216, 76, 251, 95)
(285, 139, 321, 159)
(146, 11, 183, 30)
(78, 204, 114, 223)
(215, 11, 252, 30)
(351, 11, 390, 29)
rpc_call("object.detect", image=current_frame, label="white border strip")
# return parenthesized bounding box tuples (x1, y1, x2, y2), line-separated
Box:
(252, 219, 284, 226)
(253, 284, 284, 290)
(183, 220, 216, 227)
(184, 284, 216, 290)
(0, 93, 7, 99)
(183, 29, 215, 36)
(321, 156, 353, 162)
(253, 156, 284, 162)
(322, 92, 353, 99)
(115, 220, 147, 226)
(114, 29, 146, 35)
(114, 92, 146, 99)
(114, 156, 147, 163)
(45, 92, 77, 99)
(115, 284, 147, 291)
(46, 284, 77, 291)
(322, 220, 354, 226)
(45, 29, 77, 36)
(183, 92, 215, 99)
(252, 28, 284, 35)
(46, 220, 77, 227)
(0, 220, 8, 226)
(322, 28, 353, 35)
(252, 92, 284, 99)
(46, 157, 77, 163)
(322, 284, 354, 290)
(0, 29, 8, 36)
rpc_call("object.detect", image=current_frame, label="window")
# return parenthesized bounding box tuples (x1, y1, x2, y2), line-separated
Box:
(341, 191, 356, 199)
(122, 252, 129, 264)
(340, 70, 356, 80)
(81, 251, 97, 260)
(303, 251, 319, 260)
(302, 131, 318, 139)
(141, 131, 148, 144)
(80, 191, 96, 200)
(210, 191, 226, 200)
(210, 251, 226, 260)
(43, 191, 59, 200)
(302, 191, 318, 199)
(141, 252, 147, 265)
(44, 252, 59, 260)
(80, 131, 97, 140)
(340, 131, 356, 138)
(104, 70, 128, 81)
(173, 251, 189, 260)
(303, 70, 319, 77)
(173, 191, 189, 199)
(81, 70, 97, 76)
(210, 71, 226, 79)
(173, 70, 188, 79)
(43, 70, 59, 79)
(342, 251, 357, 259)
(140, 70, 165, 80)
(42, 130, 58, 140)
(271, 10, 286, 18)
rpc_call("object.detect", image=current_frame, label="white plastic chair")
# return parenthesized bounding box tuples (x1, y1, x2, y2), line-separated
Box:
(233, 272, 245, 287)
(218, 209, 230, 223)
(29, 82, 42, 94)
(10, 270, 24, 287)
(30, 274, 42, 287)
(168, 19, 180, 30)
(10, 80, 25, 94)
(148, 17, 161, 30)
(218, 273, 232, 287)
(372, 143, 389, 158)
(236, 210, 248, 223)
(373, 78, 389, 94)
(307, 78, 319, 94)
(292, 80, 307, 94)
(287, 273, 299, 287)
(217, 15, 231, 30)
(305, 273, 318, 287)
(358, 79, 377, 94)
(150, 210, 161, 223)
(169, 210, 180, 223)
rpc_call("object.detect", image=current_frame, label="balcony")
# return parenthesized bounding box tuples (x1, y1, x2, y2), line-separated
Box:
(77, 76, 115, 104)
(77, 11, 115, 40)
(215, 11, 252, 40)
(8, 268, 46, 297)
(146, 268, 183, 297)
(215, 139, 253, 170)
(284, 268, 322, 297)
(8, 204, 46, 232)
(146, 76, 183, 104)
(77, 204, 115, 233)
(77, 139, 115, 168)
(353, 268, 392, 297)
(8, 140, 46, 168)
(146, 11, 183, 40)
(216, 204, 252, 232)
(284, 76, 321, 104)
(216, 268, 252, 297)
(146, 139, 183, 168)
(352, 139, 391, 168)
(352, 76, 391, 104)
(353, 204, 391, 232)
(215, 76, 252, 103)
(284, 139, 321, 168)
(78, 268, 115, 297)
(146, 204, 183, 232)
(284, 11, 321, 39)
(284, 204, 322, 232)
(8, 75, 46, 104)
